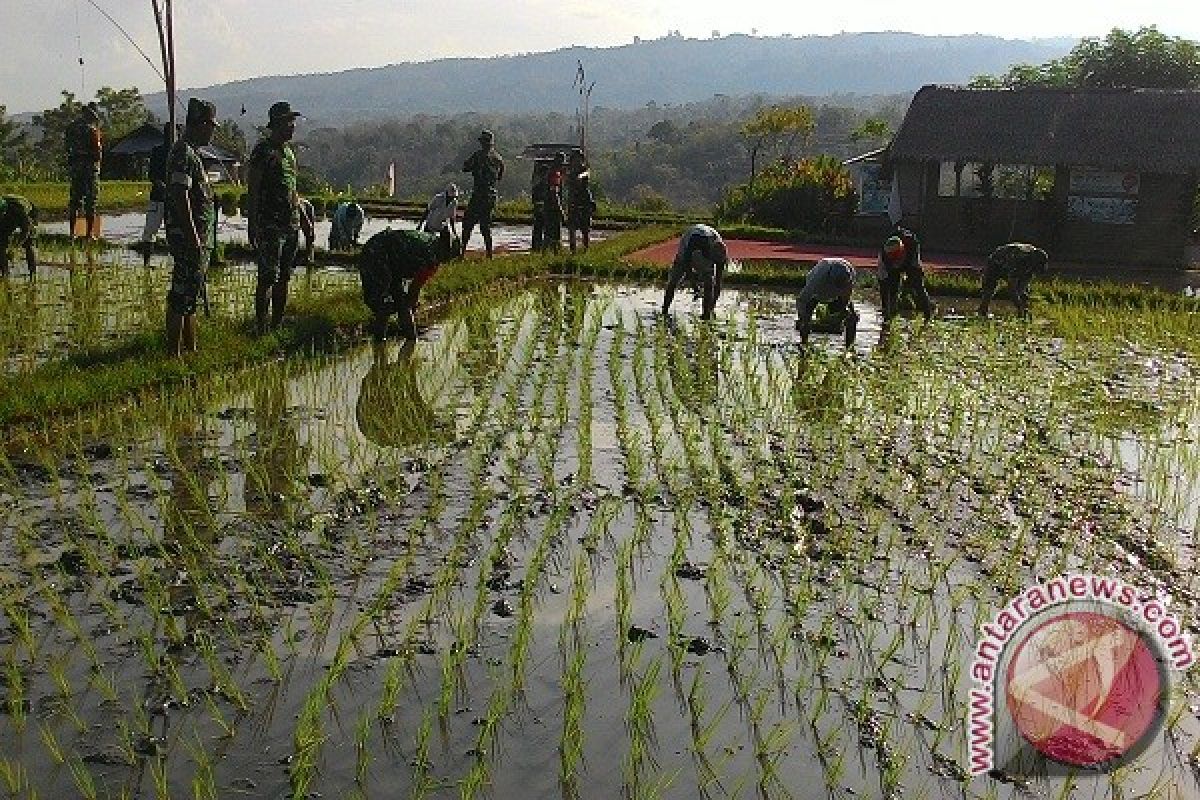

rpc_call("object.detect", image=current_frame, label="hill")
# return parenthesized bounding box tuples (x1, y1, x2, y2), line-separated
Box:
(146, 32, 1074, 123)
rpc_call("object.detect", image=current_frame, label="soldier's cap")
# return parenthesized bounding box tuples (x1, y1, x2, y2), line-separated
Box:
(478, 129, 494, 142)
(445, 183, 459, 197)
(186, 98, 218, 125)
(82, 103, 101, 121)
(268, 101, 303, 127)
(554, 151, 567, 163)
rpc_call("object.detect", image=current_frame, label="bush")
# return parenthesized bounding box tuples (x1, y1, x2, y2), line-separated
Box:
(631, 184, 671, 213)
(216, 189, 241, 217)
(718, 156, 857, 232)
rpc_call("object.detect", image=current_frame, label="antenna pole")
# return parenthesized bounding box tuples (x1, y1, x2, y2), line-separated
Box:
(165, 0, 177, 141)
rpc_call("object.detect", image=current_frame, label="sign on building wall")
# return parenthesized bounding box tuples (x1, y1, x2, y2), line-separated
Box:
(1067, 167, 1139, 224)
(856, 163, 890, 215)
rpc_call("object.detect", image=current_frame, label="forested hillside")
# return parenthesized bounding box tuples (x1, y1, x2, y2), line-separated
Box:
(148, 32, 1072, 121)
(301, 94, 908, 210)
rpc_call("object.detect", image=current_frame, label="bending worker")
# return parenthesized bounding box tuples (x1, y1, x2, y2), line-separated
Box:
(878, 225, 933, 323)
(418, 184, 459, 240)
(795, 257, 859, 348)
(662, 223, 729, 320)
(979, 242, 1049, 318)
(0, 195, 38, 278)
(329, 200, 365, 251)
(358, 227, 459, 340)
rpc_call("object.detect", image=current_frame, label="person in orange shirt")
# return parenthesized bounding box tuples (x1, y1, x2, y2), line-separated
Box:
(66, 103, 103, 241)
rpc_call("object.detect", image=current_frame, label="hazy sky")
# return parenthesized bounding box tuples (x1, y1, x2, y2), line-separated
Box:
(4, 1, 1198, 114)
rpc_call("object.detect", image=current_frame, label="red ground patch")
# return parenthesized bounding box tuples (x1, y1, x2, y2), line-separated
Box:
(628, 239, 985, 273)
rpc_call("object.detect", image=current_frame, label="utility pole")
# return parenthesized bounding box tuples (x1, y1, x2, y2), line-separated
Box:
(151, 0, 176, 144)
(574, 60, 595, 157)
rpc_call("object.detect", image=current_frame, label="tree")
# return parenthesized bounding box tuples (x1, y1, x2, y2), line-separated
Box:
(213, 119, 247, 158)
(970, 27, 1200, 89)
(0, 105, 31, 180)
(646, 119, 682, 145)
(94, 86, 152, 141)
(32, 91, 84, 177)
(30, 86, 150, 177)
(1071, 27, 1200, 88)
(849, 117, 893, 147)
(739, 105, 814, 192)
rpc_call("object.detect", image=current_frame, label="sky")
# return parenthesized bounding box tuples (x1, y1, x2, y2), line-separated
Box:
(4, 0, 1199, 114)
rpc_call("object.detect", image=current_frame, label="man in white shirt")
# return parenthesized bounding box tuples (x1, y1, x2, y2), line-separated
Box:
(662, 223, 729, 319)
(419, 183, 459, 240)
(795, 257, 859, 347)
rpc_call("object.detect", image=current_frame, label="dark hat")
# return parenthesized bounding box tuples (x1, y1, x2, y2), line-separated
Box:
(186, 98, 217, 124)
(82, 103, 100, 121)
(268, 101, 302, 127)
(554, 151, 567, 164)
(478, 129, 494, 142)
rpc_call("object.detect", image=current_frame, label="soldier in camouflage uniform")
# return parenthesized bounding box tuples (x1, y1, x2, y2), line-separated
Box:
(461, 129, 505, 258)
(529, 159, 550, 252)
(66, 103, 103, 241)
(358, 227, 459, 340)
(0, 195, 38, 278)
(542, 151, 567, 253)
(566, 150, 596, 253)
(878, 225, 933, 323)
(247, 101, 314, 333)
(165, 98, 218, 358)
(979, 242, 1049, 318)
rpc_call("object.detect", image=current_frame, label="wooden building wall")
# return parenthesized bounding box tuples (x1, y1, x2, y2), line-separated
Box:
(897, 161, 1196, 268)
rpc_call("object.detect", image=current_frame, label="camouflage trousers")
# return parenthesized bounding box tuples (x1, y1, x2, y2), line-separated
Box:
(69, 168, 99, 214)
(166, 237, 210, 315)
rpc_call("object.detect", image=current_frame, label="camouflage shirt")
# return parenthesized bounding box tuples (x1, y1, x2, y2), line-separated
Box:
(360, 229, 442, 275)
(165, 138, 215, 243)
(567, 169, 594, 211)
(0, 195, 34, 242)
(987, 243, 1048, 279)
(248, 138, 300, 231)
(65, 119, 102, 171)
(463, 148, 504, 199)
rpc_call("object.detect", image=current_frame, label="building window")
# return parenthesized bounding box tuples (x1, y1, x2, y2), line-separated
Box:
(939, 161, 1053, 199)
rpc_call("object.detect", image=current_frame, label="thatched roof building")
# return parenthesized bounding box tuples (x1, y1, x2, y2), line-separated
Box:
(886, 85, 1200, 269)
(105, 123, 242, 183)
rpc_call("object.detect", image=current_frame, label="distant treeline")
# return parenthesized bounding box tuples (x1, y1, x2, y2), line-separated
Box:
(303, 94, 908, 211)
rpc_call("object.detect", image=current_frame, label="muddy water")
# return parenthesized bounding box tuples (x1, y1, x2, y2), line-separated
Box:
(1, 284, 1199, 799)
(43, 212, 605, 254)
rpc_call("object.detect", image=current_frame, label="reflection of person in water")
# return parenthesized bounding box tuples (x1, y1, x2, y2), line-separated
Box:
(244, 369, 303, 522)
(163, 417, 217, 549)
(663, 325, 720, 417)
(356, 340, 454, 449)
(460, 304, 499, 391)
(161, 415, 219, 644)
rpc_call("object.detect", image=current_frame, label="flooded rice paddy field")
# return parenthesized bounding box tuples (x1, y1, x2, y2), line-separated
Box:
(0, 260, 360, 374)
(43, 212, 604, 254)
(2, 283, 1200, 798)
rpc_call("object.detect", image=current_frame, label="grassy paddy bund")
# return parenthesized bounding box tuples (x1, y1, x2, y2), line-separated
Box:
(3, 228, 1200, 798)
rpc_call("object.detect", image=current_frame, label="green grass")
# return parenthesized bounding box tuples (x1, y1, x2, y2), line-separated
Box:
(0, 181, 152, 217)
(6, 224, 1200, 430)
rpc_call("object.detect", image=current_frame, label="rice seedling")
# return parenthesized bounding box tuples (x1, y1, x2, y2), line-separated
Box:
(2, 264, 1200, 798)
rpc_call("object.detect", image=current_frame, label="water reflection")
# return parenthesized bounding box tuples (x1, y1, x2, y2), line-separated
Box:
(355, 339, 456, 449)
(663, 322, 720, 416)
(244, 370, 305, 524)
(162, 416, 218, 551)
